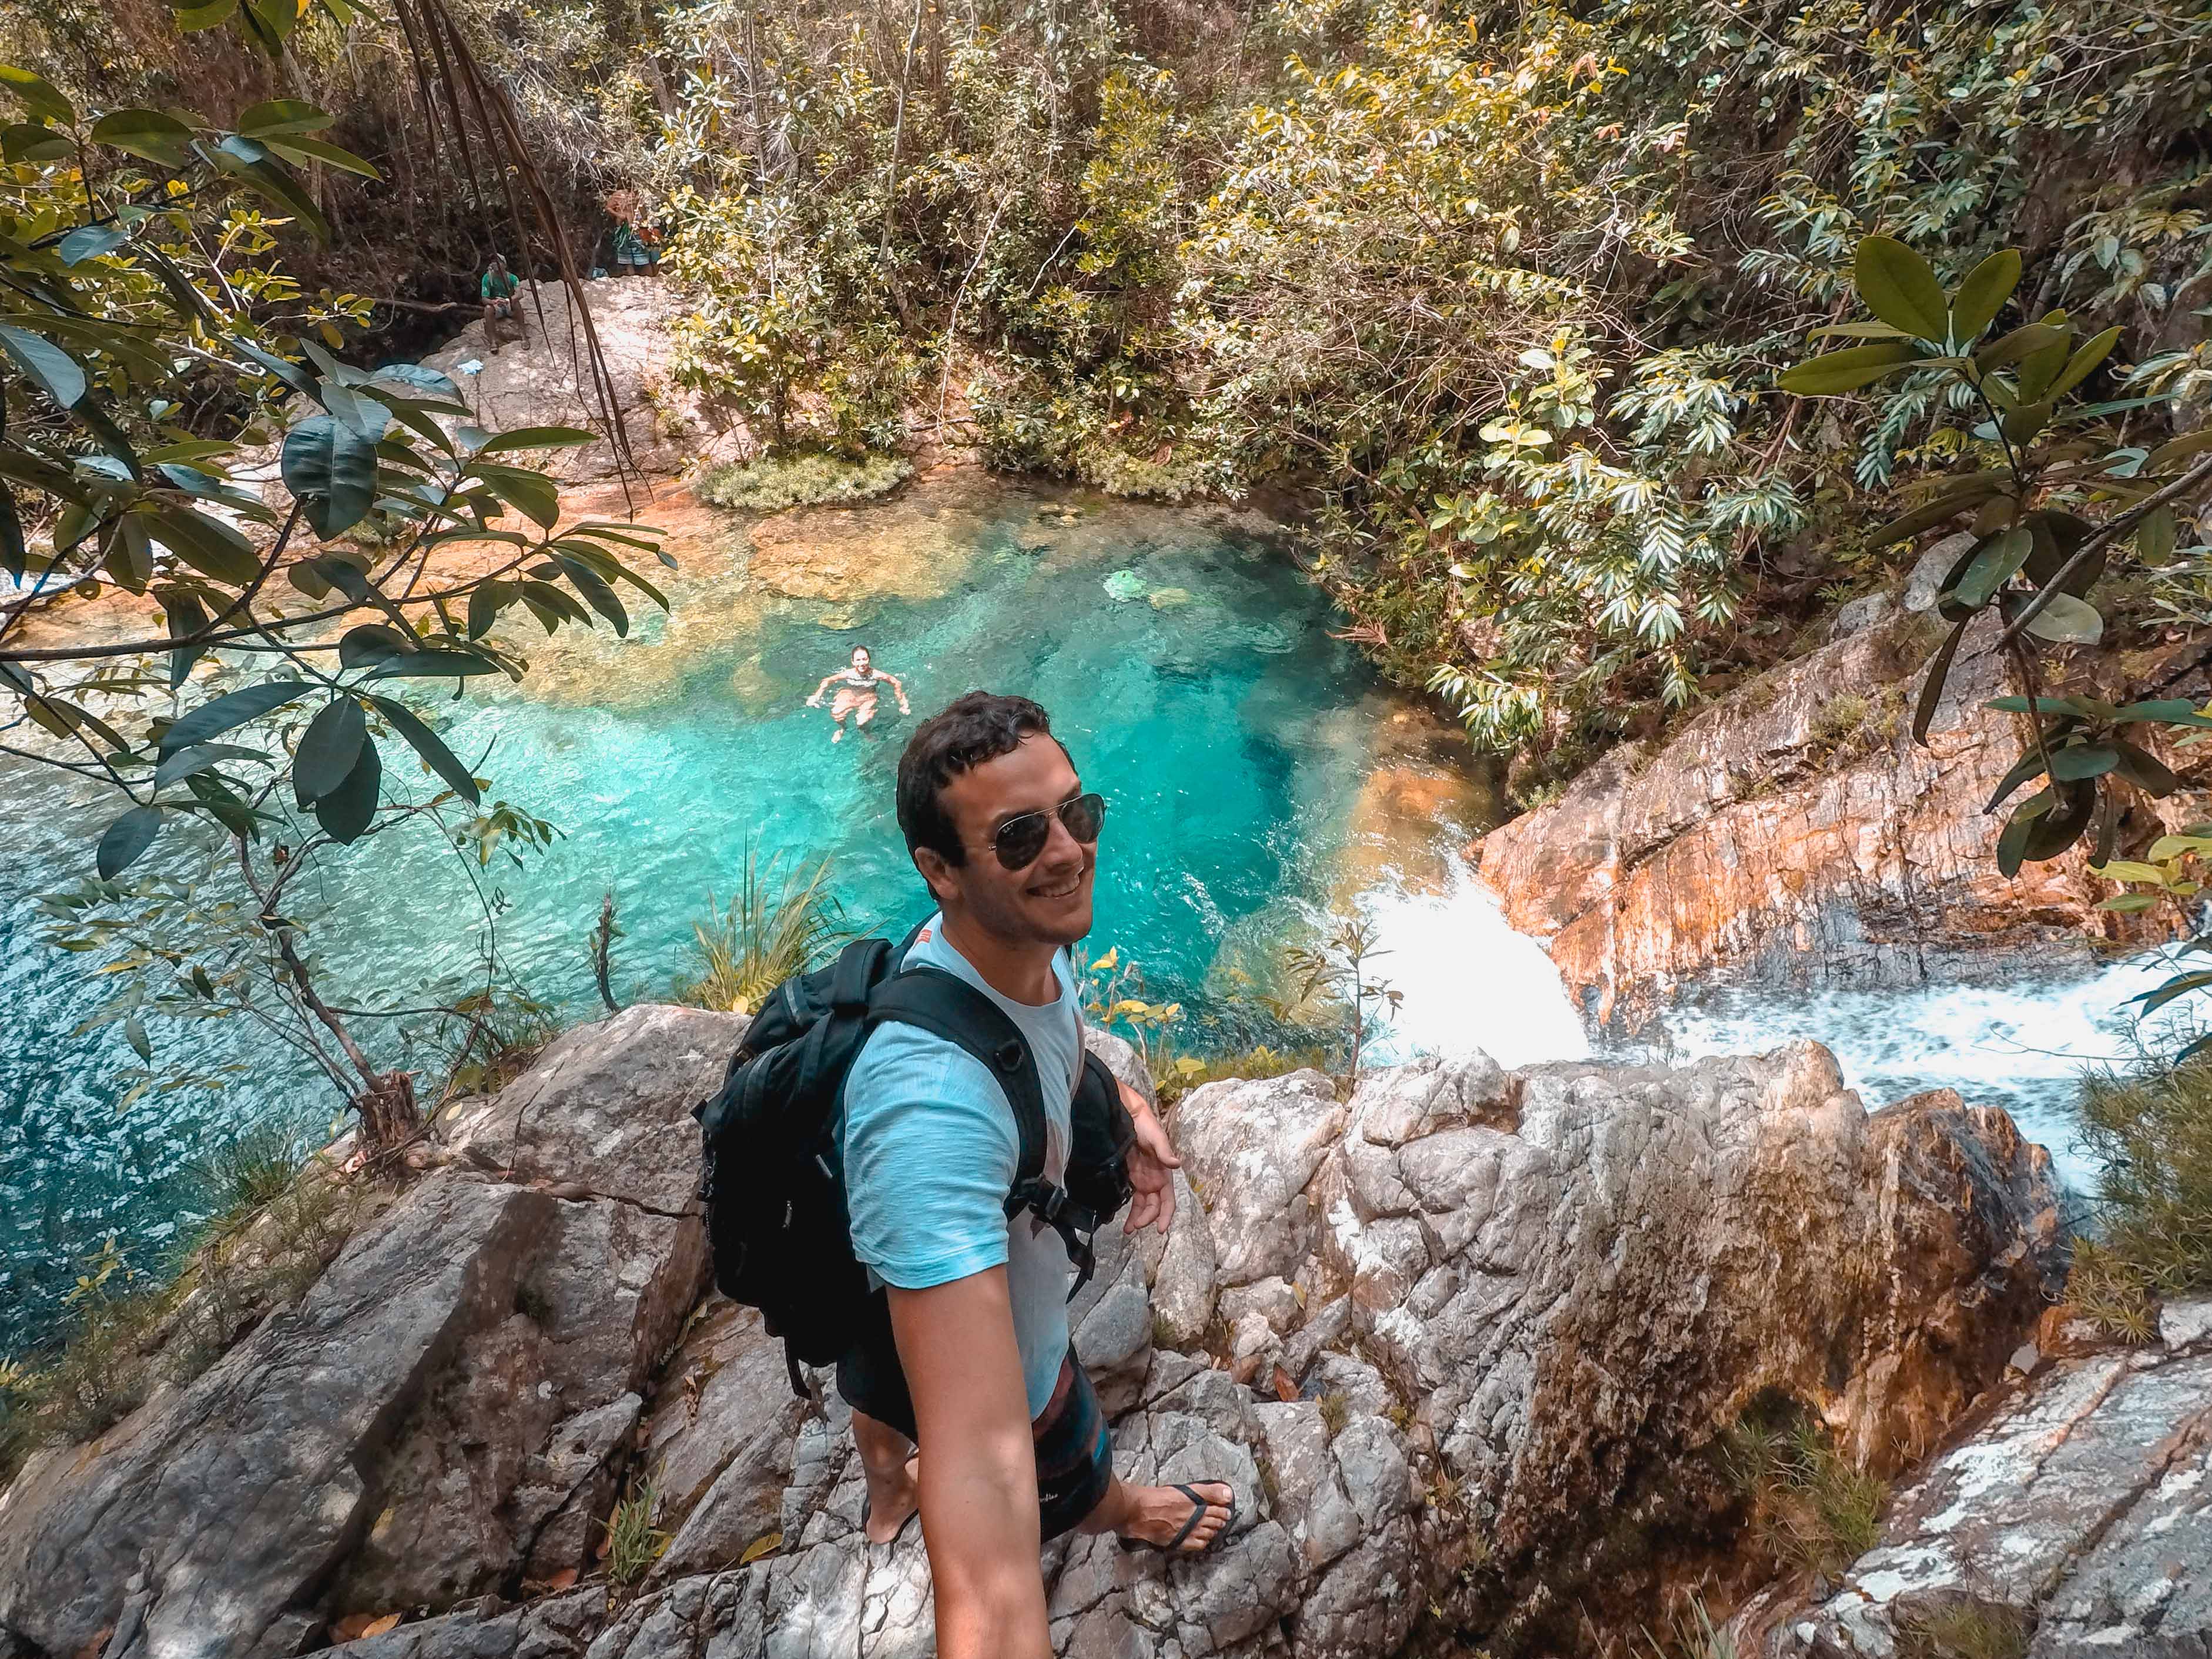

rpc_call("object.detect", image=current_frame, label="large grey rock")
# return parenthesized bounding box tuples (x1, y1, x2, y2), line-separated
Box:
(0, 1006, 745, 1658)
(1759, 1304, 2212, 1658)
(4, 1017, 2072, 1659)
(0, 1172, 552, 1659)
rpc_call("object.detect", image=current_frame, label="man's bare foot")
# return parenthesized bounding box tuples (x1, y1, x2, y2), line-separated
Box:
(861, 1453, 920, 1545)
(1117, 1480, 1234, 1553)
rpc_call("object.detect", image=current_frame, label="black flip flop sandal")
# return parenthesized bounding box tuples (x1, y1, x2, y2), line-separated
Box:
(1119, 1483, 1237, 1554)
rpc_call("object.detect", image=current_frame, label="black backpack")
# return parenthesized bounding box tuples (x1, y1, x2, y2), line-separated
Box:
(693, 922, 1137, 1394)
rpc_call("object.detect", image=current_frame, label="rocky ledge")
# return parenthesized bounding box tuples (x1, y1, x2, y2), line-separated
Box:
(0, 1003, 2163, 1659)
(1476, 559, 2203, 1024)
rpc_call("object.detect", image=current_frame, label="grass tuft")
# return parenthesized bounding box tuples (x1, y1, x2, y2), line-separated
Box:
(602, 1472, 669, 1585)
(696, 450, 910, 512)
(1635, 1593, 1737, 1659)
(675, 852, 853, 1016)
(1896, 1601, 2032, 1659)
(1722, 1404, 1886, 1576)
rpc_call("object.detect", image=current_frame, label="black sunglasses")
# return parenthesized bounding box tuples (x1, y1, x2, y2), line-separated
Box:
(986, 792, 1107, 870)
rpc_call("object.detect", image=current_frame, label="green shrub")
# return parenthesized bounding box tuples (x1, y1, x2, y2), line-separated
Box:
(2068, 1057, 2212, 1339)
(695, 451, 911, 513)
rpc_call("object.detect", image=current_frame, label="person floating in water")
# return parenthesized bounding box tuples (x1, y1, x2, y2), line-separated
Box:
(806, 645, 910, 742)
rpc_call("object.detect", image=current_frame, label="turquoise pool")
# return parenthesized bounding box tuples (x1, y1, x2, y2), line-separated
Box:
(0, 475, 1490, 1353)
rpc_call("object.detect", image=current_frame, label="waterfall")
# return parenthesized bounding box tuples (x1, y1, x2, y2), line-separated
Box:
(1354, 849, 2180, 1195)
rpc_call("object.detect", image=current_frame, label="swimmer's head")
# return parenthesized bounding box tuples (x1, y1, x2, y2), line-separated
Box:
(850, 646, 872, 672)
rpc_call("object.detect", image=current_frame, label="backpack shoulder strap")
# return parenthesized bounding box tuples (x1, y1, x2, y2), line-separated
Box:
(865, 967, 1047, 1193)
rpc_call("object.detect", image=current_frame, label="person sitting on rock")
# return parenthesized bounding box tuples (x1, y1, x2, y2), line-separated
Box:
(480, 254, 525, 353)
(837, 692, 1237, 1656)
(805, 644, 909, 743)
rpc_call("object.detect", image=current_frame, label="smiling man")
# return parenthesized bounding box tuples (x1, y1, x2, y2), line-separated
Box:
(835, 691, 1236, 1659)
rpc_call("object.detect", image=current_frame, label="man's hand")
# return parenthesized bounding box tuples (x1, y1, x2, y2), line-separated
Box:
(1120, 1080, 1181, 1235)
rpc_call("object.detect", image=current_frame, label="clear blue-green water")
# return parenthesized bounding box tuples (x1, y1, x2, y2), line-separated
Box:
(0, 477, 1493, 1355)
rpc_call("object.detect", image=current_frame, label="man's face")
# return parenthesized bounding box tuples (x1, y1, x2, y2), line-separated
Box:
(922, 734, 1094, 947)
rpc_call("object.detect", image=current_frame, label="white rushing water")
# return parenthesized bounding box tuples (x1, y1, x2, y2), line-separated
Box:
(1356, 852, 2186, 1196)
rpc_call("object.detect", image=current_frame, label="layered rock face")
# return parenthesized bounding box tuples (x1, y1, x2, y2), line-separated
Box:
(421, 281, 742, 482)
(1475, 584, 2186, 1025)
(0, 1012, 2073, 1659)
(1742, 1301, 2212, 1658)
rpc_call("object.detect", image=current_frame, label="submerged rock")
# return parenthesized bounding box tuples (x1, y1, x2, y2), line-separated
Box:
(0, 1015, 2079, 1658)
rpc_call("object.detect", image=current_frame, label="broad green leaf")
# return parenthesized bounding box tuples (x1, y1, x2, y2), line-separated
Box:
(89, 108, 198, 166)
(2138, 505, 2179, 565)
(2134, 971, 2212, 1015)
(2114, 699, 2212, 728)
(293, 696, 367, 805)
(337, 623, 416, 669)
(2016, 334, 2073, 403)
(1975, 323, 2067, 374)
(2047, 326, 2123, 401)
(208, 133, 329, 244)
(173, 0, 239, 29)
(1854, 236, 1948, 341)
(163, 589, 207, 688)
(0, 65, 75, 125)
(1777, 342, 1917, 396)
(0, 323, 86, 408)
(2148, 835, 2212, 862)
(555, 554, 628, 635)
(262, 135, 380, 180)
(474, 462, 561, 529)
(2048, 745, 2118, 782)
(236, 98, 333, 137)
(1948, 249, 2022, 344)
(2022, 592, 2103, 645)
(281, 414, 380, 538)
(2098, 893, 2160, 914)
(1983, 743, 2052, 813)
(148, 504, 262, 586)
(480, 426, 597, 454)
(2096, 860, 2171, 886)
(153, 742, 264, 789)
(56, 224, 125, 266)
(158, 678, 309, 755)
(362, 650, 504, 679)
(2000, 400, 2054, 445)
(1953, 527, 2033, 609)
(1913, 617, 1969, 746)
(467, 580, 515, 639)
(2113, 741, 2181, 796)
(1, 121, 71, 162)
(1805, 321, 1911, 341)
(2147, 428, 2212, 471)
(313, 740, 381, 842)
(234, 338, 317, 399)
(1874, 472, 2009, 548)
(0, 481, 22, 579)
(368, 695, 480, 804)
(96, 806, 163, 879)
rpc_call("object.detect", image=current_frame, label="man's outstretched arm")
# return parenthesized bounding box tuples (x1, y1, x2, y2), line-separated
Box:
(888, 1268, 1049, 1659)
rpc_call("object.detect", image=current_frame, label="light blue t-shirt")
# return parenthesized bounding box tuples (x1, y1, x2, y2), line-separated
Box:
(837, 916, 1084, 1418)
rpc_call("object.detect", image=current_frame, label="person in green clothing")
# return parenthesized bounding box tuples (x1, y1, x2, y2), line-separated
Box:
(480, 255, 525, 352)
